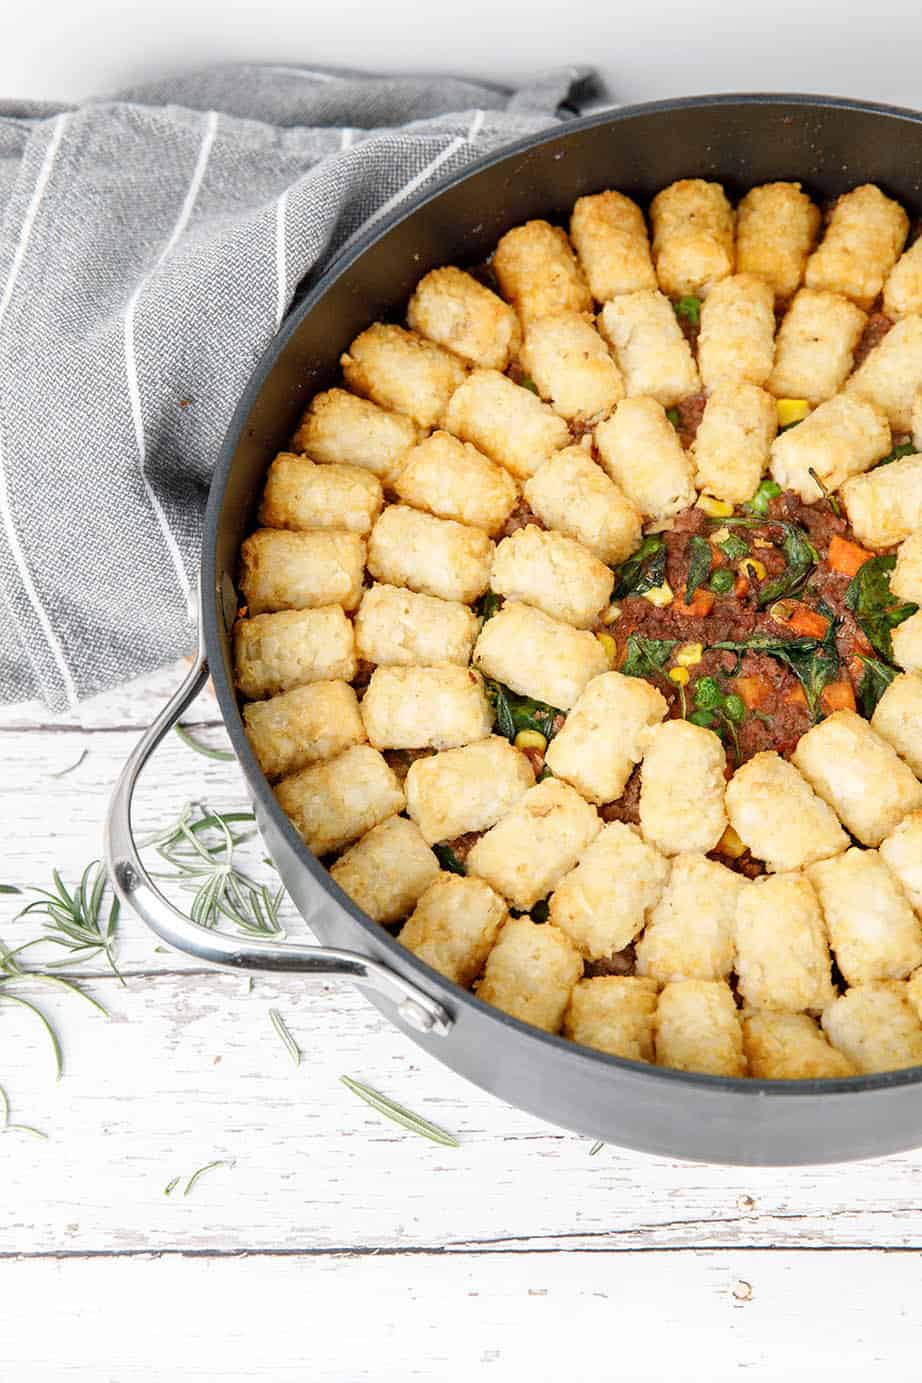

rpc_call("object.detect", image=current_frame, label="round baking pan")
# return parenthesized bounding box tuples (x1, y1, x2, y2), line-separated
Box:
(109, 93, 922, 1165)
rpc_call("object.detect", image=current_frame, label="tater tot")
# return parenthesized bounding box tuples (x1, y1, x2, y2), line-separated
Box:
(805, 184, 909, 310)
(398, 873, 508, 987)
(821, 981, 922, 1074)
(635, 852, 744, 984)
(492, 220, 592, 325)
(367, 504, 493, 604)
(330, 816, 439, 924)
(768, 289, 867, 404)
(725, 751, 848, 874)
(654, 979, 746, 1077)
(846, 314, 922, 431)
(914, 390, 922, 450)
(549, 821, 670, 959)
(472, 600, 609, 711)
(599, 290, 701, 406)
(692, 382, 777, 505)
(769, 394, 891, 503)
(354, 584, 478, 669)
(490, 525, 614, 629)
(360, 666, 492, 751)
(595, 396, 696, 520)
(340, 322, 466, 429)
(841, 453, 922, 548)
(809, 847, 922, 984)
(234, 606, 356, 700)
(441, 368, 570, 481)
(545, 670, 667, 805)
(792, 709, 922, 846)
(735, 872, 835, 1013)
(290, 387, 420, 483)
(392, 431, 518, 536)
(564, 976, 659, 1062)
(639, 720, 728, 857)
(275, 744, 405, 856)
(258, 452, 383, 535)
(243, 680, 366, 781)
(239, 529, 365, 615)
(891, 529, 922, 604)
(466, 778, 601, 912)
(871, 671, 922, 777)
(696, 274, 776, 390)
(893, 610, 922, 672)
(523, 446, 642, 566)
(880, 811, 922, 916)
(743, 1011, 856, 1080)
(406, 265, 520, 369)
(476, 914, 584, 1032)
(734, 181, 821, 303)
(519, 311, 624, 422)
(649, 179, 735, 299)
(884, 238, 922, 319)
(569, 190, 657, 301)
(405, 735, 535, 845)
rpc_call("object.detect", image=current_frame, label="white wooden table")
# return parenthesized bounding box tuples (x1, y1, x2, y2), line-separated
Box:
(3, 662, 921, 1379)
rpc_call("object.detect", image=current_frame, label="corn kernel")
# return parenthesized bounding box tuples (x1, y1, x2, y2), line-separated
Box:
(514, 729, 547, 753)
(675, 642, 703, 667)
(642, 580, 674, 608)
(696, 494, 734, 518)
(716, 825, 746, 859)
(752, 537, 773, 548)
(777, 397, 810, 427)
(601, 602, 621, 625)
(596, 632, 617, 664)
(710, 527, 731, 544)
(739, 557, 767, 581)
(668, 666, 690, 686)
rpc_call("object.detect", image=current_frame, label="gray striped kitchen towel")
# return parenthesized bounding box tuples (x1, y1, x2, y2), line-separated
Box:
(0, 63, 593, 710)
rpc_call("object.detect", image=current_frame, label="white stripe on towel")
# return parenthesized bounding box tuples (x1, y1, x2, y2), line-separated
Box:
(274, 188, 289, 330)
(0, 112, 79, 707)
(123, 108, 219, 609)
(361, 135, 467, 235)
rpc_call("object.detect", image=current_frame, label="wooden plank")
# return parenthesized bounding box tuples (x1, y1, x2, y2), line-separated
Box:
(2, 1249, 917, 1380)
(0, 658, 220, 731)
(5, 970, 922, 1255)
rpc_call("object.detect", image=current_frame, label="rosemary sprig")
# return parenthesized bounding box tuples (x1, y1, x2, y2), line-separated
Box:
(174, 724, 235, 762)
(340, 1075, 460, 1148)
(164, 1176, 181, 1196)
(143, 803, 286, 939)
(268, 1007, 301, 1066)
(183, 1159, 235, 1196)
(588, 1140, 605, 1156)
(15, 861, 123, 982)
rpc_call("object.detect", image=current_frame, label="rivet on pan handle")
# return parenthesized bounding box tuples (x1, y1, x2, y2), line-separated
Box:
(103, 612, 453, 1038)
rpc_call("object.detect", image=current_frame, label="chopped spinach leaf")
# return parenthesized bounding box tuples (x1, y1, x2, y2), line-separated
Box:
(485, 678, 560, 743)
(666, 406, 681, 429)
(756, 523, 819, 607)
(710, 567, 735, 594)
(855, 654, 899, 718)
(877, 441, 916, 467)
(531, 898, 550, 923)
(684, 535, 713, 604)
(433, 844, 466, 876)
(674, 296, 701, 326)
(713, 628, 839, 722)
(845, 554, 919, 661)
(612, 534, 667, 599)
(519, 377, 539, 394)
(621, 634, 678, 681)
(718, 532, 749, 562)
(477, 590, 502, 621)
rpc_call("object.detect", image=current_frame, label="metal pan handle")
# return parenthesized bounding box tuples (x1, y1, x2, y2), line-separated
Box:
(103, 626, 452, 1037)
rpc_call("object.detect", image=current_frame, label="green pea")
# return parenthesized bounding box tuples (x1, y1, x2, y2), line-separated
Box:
(688, 709, 715, 728)
(694, 676, 722, 711)
(709, 568, 735, 594)
(746, 479, 782, 516)
(723, 694, 747, 723)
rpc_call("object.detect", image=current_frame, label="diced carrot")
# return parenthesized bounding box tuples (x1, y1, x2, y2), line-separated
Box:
(821, 680, 857, 714)
(788, 605, 830, 639)
(784, 684, 808, 708)
(732, 675, 772, 710)
(676, 585, 716, 617)
(734, 572, 749, 598)
(827, 534, 874, 577)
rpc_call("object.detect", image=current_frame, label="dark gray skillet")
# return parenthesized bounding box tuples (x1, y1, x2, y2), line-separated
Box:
(106, 93, 922, 1166)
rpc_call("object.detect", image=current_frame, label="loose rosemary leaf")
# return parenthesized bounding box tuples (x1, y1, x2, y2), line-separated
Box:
(183, 1160, 235, 1196)
(340, 1075, 460, 1148)
(174, 724, 235, 762)
(49, 748, 88, 779)
(268, 1007, 301, 1066)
